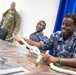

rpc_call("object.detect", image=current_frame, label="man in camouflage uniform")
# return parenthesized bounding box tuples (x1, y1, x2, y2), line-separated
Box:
(0, 2, 21, 42)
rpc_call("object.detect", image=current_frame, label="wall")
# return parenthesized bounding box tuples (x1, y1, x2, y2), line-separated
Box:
(0, 0, 60, 38)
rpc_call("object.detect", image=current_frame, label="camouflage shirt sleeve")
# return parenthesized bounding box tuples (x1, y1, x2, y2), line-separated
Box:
(14, 11, 21, 32)
(0, 17, 4, 26)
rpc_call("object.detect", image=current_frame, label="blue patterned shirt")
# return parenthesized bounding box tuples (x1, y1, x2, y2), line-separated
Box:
(29, 32, 48, 53)
(40, 31, 76, 58)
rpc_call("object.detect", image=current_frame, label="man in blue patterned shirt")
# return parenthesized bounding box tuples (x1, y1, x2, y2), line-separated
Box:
(29, 20, 48, 53)
(16, 13, 76, 67)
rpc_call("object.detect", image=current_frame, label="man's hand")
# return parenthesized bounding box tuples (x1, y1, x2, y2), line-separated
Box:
(15, 38, 24, 45)
(13, 30, 18, 36)
(41, 53, 59, 65)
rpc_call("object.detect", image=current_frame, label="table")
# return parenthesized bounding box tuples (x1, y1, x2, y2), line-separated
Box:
(0, 40, 76, 75)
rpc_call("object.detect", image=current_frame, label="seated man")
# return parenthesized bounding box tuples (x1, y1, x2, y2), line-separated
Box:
(29, 20, 48, 53)
(15, 13, 76, 68)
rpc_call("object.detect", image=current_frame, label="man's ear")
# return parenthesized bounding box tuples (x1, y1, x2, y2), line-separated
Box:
(75, 25, 76, 29)
(44, 27, 45, 30)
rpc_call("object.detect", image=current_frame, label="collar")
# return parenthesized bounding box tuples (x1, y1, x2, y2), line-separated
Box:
(59, 32, 76, 42)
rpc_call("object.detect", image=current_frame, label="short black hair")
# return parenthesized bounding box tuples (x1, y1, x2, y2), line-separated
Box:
(39, 20, 46, 27)
(65, 13, 76, 25)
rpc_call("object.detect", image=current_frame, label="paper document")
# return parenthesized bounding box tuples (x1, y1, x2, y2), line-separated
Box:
(0, 57, 30, 75)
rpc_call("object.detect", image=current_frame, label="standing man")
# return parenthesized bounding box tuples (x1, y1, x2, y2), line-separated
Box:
(0, 2, 21, 42)
(29, 20, 48, 53)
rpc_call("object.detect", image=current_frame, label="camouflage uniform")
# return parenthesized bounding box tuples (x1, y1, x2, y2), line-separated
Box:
(0, 9, 21, 42)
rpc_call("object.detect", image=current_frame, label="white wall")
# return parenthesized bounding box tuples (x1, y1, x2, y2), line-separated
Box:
(0, 0, 60, 38)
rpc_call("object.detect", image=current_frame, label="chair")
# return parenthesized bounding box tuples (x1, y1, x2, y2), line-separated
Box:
(48, 49, 53, 55)
(0, 27, 8, 40)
